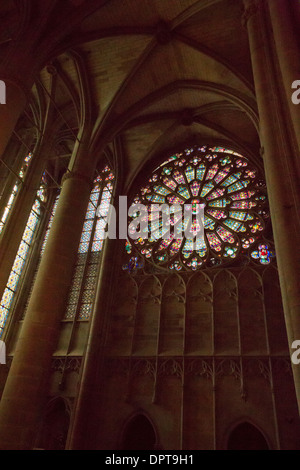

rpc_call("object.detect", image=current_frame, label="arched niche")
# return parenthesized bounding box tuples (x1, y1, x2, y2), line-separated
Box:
(36, 397, 71, 450)
(186, 272, 213, 355)
(132, 276, 162, 356)
(106, 275, 138, 356)
(121, 413, 157, 450)
(227, 421, 269, 450)
(158, 274, 185, 355)
(213, 270, 239, 355)
(238, 268, 268, 355)
(262, 266, 289, 354)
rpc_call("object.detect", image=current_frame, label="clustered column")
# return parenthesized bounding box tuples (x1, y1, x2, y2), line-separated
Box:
(243, 0, 300, 411)
(0, 138, 95, 449)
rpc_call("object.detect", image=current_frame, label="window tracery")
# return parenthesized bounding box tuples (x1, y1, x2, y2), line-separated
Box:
(124, 146, 274, 272)
(64, 165, 114, 321)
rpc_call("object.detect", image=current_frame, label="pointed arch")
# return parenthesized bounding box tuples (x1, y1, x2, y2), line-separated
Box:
(226, 420, 270, 450)
(37, 397, 71, 451)
(121, 412, 158, 450)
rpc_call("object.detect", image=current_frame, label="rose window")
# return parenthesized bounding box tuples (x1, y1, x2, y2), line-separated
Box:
(125, 146, 272, 271)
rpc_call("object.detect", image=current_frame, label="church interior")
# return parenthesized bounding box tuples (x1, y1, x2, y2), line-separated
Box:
(0, 0, 300, 450)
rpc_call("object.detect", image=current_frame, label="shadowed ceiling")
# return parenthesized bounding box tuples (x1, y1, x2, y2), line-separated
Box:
(0, 0, 261, 193)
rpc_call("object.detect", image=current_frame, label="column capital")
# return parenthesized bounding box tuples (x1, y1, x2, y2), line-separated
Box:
(61, 170, 94, 189)
(242, 0, 261, 28)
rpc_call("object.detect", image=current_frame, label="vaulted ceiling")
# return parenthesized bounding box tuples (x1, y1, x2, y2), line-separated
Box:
(0, 0, 261, 193)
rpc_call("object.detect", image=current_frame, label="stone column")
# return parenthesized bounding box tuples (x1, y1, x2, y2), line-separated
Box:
(0, 134, 96, 449)
(268, 0, 300, 160)
(243, 0, 300, 412)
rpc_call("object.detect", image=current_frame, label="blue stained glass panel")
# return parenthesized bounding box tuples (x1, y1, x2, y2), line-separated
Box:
(196, 164, 206, 181)
(221, 173, 242, 187)
(227, 180, 249, 194)
(200, 182, 214, 197)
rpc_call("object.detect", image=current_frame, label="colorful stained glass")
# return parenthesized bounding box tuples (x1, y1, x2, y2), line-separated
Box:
(185, 166, 195, 183)
(0, 187, 42, 335)
(206, 232, 222, 251)
(190, 180, 200, 197)
(204, 216, 216, 230)
(214, 166, 231, 184)
(251, 243, 274, 265)
(200, 182, 214, 197)
(182, 239, 194, 258)
(1, 288, 14, 309)
(206, 209, 227, 220)
(231, 201, 256, 209)
(208, 199, 230, 208)
(0, 154, 33, 236)
(169, 239, 183, 256)
(224, 246, 238, 258)
(206, 188, 225, 201)
(229, 190, 255, 201)
(64, 165, 114, 321)
(167, 195, 184, 205)
(227, 180, 249, 194)
(177, 186, 190, 199)
(196, 164, 206, 181)
(223, 219, 244, 232)
(163, 177, 177, 191)
(12, 255, 25, 275)
(221, 173, 242, 187)
(146, 194, 165, 204)
(229, 211, 248, 221)
(154, 185, 171, 196)
(205, 163, 219, 180)
(127, 145, 270, 271)
(216, 227, 235, 243)
(173, 170, 186, 185)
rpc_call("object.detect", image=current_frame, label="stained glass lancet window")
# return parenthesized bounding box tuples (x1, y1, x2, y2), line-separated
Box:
(21, 191, 61, 320)
(65, 165, 114, 321)
(0, 179, 47, 337)
(0, 153, 32, 235)
(125, 145, 274, 272)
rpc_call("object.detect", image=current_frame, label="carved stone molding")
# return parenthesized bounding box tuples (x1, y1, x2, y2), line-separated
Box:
(243, 357, 271, 384)
(130, 358, 156, 379)
(158, 358, 183, 379)
(51, 356, 82, 373)
(215, 358, 242, 381)
(186, 358, 213, 380)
